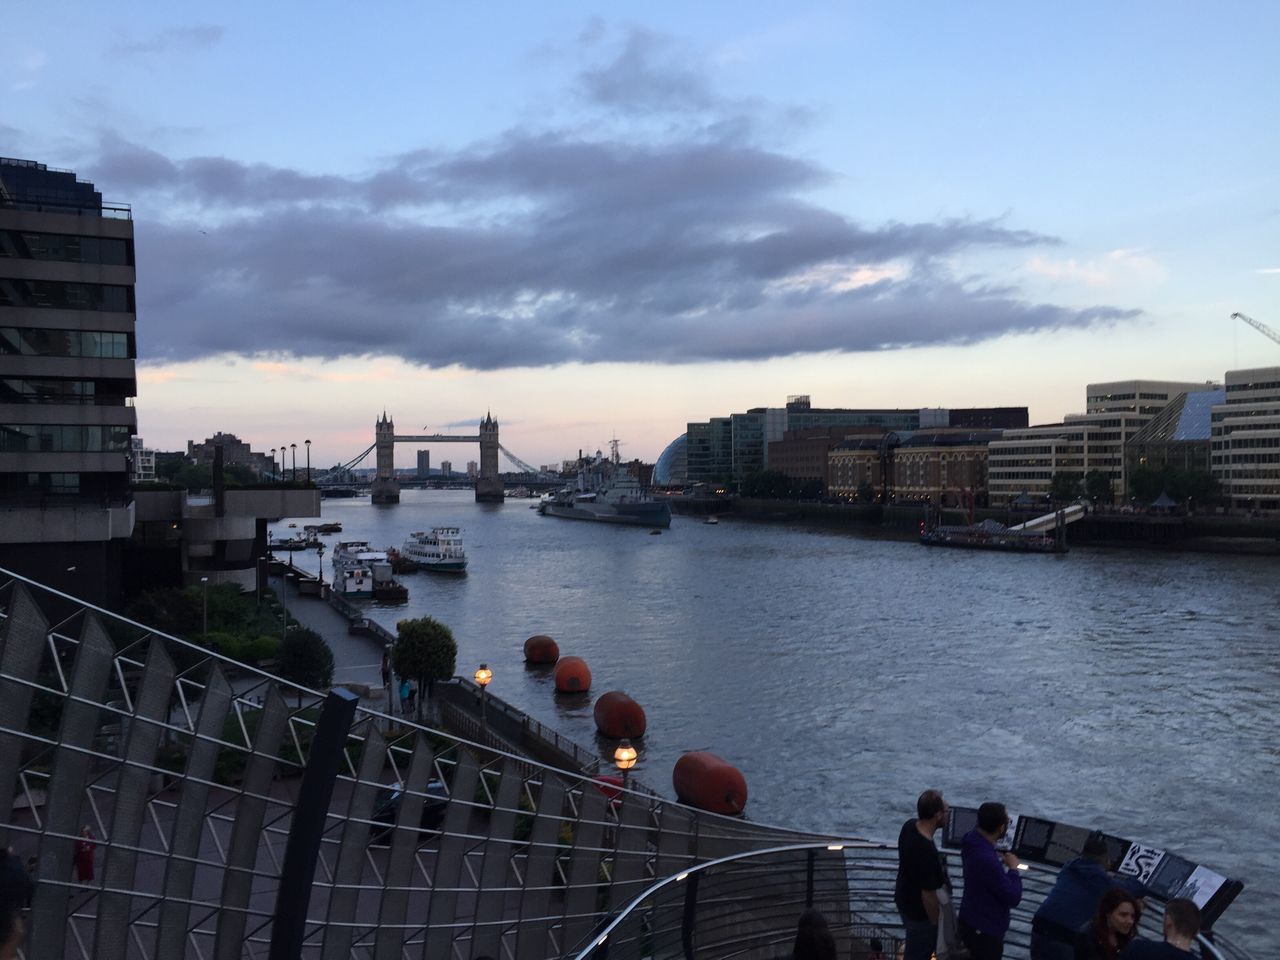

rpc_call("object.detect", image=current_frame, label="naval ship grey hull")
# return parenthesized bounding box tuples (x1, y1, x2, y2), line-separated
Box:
(540, 499, 672, 528)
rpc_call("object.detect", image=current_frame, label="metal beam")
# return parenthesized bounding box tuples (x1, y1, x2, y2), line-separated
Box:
(391, 434, 480, 443)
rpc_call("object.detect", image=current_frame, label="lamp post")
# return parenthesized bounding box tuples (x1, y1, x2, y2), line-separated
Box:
(291, 442, 297, 482)
(200, 576, 209, 634)
(317, 544, 325, 588)
(305, 439, 311, 484)
(474, 663, 493, 735)
(614, 739, 637, 794)
(270, 448, 277, 481)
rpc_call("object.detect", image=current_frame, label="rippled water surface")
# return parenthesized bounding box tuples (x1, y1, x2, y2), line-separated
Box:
(285, 490, 1279, 949)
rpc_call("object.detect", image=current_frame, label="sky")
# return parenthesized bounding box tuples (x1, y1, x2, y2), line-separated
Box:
(4, 3, 1278, 468)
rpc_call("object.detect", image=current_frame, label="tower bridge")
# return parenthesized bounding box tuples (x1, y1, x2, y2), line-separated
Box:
(371, 411, 502, 504)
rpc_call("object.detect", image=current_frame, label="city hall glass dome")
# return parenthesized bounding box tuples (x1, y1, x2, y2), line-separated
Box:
(653, 434, 687, 486)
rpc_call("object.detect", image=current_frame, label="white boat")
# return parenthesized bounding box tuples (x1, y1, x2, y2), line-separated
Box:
(401, 527, 467, 574)
(331, 540, 391, 598)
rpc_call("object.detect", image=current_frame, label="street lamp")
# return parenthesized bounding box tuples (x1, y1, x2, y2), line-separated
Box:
(317, 544, 325, 587)
(200, 576, 209, 634)
(305, 439, 311, 484)
(270, 448, 277, 481)
(291, 442, 297, 482)
(474, 663, 493, 734)
(614, 739, 637, 793)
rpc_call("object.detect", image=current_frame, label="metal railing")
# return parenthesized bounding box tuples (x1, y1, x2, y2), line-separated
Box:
(569, 843, 1246, 960)
(0, 565, 829, 959)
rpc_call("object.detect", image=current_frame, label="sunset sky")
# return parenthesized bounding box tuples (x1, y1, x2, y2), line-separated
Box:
(4, 3, 1277, 468)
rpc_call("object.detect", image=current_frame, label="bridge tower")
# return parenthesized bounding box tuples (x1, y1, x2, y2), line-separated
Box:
(476, 411, 504, 502)
(371, 411, 400, 504)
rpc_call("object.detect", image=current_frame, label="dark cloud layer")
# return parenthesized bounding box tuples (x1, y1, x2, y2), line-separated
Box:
(89, 28, 1138, 369)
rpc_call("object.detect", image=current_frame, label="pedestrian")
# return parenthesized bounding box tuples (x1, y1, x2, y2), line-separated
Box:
(380, 649, 391, 689)
(1031, 835, 1143, 960)
(1119, 898, 1199, 959)
(789, 908, 836, 960)
(73, 826, 96, 883)
(399, 678, 411, 716)
(958, 801, 1022, 960)
(1076, 887, 1142, 960)
(893, 789, 950, 960)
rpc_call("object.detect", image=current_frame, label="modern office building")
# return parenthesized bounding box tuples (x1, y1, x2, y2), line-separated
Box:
(685, 417, 733, 483)
(440, 459, 452, 478)
(416, 449, 431, 479)
(0, 157, 138, 603)
(1211, 366, 1280, 512)
(1126, 388, 1225, 478)
(987, 378, 1214, 504)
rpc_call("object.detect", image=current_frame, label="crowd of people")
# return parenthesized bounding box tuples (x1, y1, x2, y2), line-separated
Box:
(893, 789, 1206, 960)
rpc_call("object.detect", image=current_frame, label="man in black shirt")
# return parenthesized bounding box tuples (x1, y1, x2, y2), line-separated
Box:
(895, 789, 950, 960)
(1122, 899, 1201, 960)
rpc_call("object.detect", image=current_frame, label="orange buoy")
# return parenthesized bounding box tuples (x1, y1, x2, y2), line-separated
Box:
(593, 691, 647, 739)
(524, 634, 560, 664)
(672, 751, 748, 816)
(553, 656, 591, 693)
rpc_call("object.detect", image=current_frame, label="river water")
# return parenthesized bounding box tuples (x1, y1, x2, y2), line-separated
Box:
(282, 489, 1279, 949)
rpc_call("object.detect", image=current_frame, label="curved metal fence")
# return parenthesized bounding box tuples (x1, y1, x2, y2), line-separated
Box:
(569, 843, 1251, 960)
(0, 567, 828, 959)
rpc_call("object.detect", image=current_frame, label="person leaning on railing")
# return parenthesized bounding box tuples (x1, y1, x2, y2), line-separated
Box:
(1030, 833, 1146, 960)
(893, 789, 951, 960)
(958, 802, 1023, 960)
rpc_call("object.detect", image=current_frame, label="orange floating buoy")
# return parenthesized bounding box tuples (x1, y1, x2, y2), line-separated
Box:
(593, 691, 647, 739)
(672, 751, 748, 816)
(553, 656, 591, 693)
(523, 634, 560, 664)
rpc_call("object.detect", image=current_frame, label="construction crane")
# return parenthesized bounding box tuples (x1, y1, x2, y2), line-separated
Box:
(1231, 312, 1280, 346)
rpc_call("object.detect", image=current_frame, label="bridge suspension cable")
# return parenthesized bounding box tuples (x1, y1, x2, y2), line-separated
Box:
(498, 444, 560, 481)
(314, 443, 375, 483)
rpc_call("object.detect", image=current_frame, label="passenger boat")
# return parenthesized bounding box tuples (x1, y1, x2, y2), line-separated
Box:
(331, 541, 408, 600)
(400, 527, 467, 574)
(919, 519, 1066, 553)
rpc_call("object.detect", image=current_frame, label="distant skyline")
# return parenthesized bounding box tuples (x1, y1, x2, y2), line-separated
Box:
(4, 3, 1277, 468)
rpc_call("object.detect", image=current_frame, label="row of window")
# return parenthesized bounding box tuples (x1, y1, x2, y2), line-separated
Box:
(0, 472, 82, 495)
(0, 230, 132, 266)
(1226, 381, 1280, 393)
(0, 378, 129, 405)
(0, 327, 133, 358)
(0, 423, 132, 453)
(0, 278, 132, 312)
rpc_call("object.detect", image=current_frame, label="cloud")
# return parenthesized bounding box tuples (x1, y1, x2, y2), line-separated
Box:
(83, 28, 1138, 371)
(1025, 248, 1166, 288)
(1256, 267, 1280, 275)
(110, 25, 224, 57)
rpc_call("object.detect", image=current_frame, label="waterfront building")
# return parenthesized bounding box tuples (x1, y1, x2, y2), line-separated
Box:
(1126, 388, 1225, 478)
(1211, 366, 1280, 512)
(987, 379, 1214, 504)
(893, 430, 1003, 505)
(130, 435, 157, 483)
(0, 157, 138, 604)
(768, 426, 866, 488)
(416, 449, 430, 479)
(685, 416, 732, 483)
(827, 433, 900, 499)
(440, 459, 452, 478)
(467, 459, 478, 478)
(653, 433, 687, 487)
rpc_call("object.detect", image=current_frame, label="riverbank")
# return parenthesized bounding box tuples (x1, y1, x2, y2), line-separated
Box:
(718, 498, 1280, 554)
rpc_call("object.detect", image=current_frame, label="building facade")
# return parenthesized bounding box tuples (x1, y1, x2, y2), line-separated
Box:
(1126, 388, 1224, 478)
(1211, 366, 1280, 512)
(130, 436, 156, 483)
(187, 431, 275, 476)
(0, 157, 138, 604)
(416, 449, 430, 479)
(892, 431, 1002, 505)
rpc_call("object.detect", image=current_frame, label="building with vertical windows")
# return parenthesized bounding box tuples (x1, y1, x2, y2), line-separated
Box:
(130, 436, 156, 483)
(416, 449, 431, 479)
(0, 157, 138, 603)
(987, 379, 1214, 504)
(1211, 367, 1280, 512)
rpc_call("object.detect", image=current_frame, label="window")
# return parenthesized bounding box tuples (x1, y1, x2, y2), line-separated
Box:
(0, 424, 132, 453)
(0, 327, 131, 358)
(0, 278, 132, 312)
(0, 230, 131, 266)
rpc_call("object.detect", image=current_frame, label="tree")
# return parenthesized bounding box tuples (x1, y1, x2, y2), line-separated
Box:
(276, 627, 335, 690)
(1048, 472, 1083, 503)
(1083, 470, 1114, 505)
(391, 617, 457, 721)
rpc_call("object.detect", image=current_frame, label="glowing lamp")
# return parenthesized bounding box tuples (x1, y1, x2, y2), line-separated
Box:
(474, 664, 493, 687)
(614, 739, 637, 772)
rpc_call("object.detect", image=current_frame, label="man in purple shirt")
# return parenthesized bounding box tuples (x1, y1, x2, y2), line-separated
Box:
(958, 801, 1023, 960)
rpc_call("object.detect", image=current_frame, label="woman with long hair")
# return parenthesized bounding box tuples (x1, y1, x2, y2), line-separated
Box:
(791, 908, 837, 960)
(1075, 887, 1142, 960)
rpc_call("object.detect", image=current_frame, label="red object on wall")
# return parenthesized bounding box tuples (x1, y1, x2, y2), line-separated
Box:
(523, 634, 560, 664)
(593, 691, 647, 739)
(672, 751, 748, 816)
(553, 656, 592, 693)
